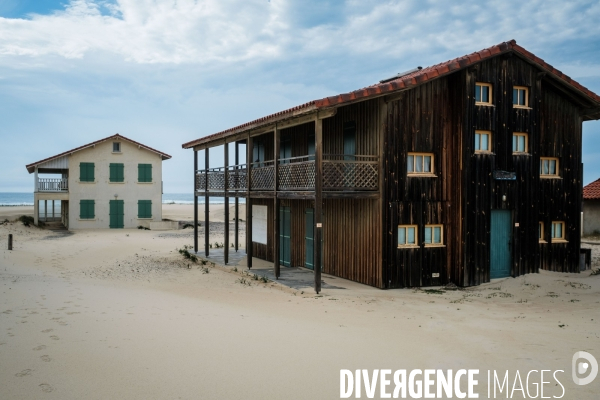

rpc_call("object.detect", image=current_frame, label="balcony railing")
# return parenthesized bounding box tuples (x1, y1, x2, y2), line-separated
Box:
(195, 155, 379, 193)
(37, 178, 68, 192)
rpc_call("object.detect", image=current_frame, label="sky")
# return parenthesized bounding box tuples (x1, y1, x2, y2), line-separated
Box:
(0, 0, 599, 193)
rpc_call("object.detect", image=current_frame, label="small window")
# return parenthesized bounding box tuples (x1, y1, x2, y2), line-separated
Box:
(475, 83, 492, 105)
(424, 225, 444, 246)
(512, 133, 528, 153)
(113, 142, 121, 152)
(551, 221, 566, 242)
(398, 225, 418, 247)
(540, 157, 559, 178)
(79, 200, 95, 219)
(138, 164, 152, 182)
(513, 86, 529, 108)
(79, 162, 95, 182)
(109, 163, 124, 183)
(407, 153, 434, 175)
(539, 221, 545, 243)
(475, 131, 492, 152)
(138, 200, 152, 219)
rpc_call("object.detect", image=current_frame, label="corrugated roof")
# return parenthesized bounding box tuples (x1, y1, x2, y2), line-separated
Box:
(584, 178, 600, 200)
(26, 133, 171, 173)
(182, 39, 600, 149)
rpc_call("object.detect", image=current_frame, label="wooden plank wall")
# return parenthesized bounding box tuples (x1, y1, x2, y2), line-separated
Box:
(280, 122, 314, 157)
(323, 99, 380, 155)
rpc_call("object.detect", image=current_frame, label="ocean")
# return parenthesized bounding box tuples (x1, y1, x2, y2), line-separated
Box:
(0, 193, 239, 206)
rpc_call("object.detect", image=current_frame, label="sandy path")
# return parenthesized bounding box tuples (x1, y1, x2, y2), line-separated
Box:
(1, 221, 599, 399)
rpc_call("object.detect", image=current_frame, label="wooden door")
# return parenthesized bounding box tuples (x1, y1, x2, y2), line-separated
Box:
(490, 210, 512, 279)
(279, 206, 291, 267)
(109, 200, 124, 229)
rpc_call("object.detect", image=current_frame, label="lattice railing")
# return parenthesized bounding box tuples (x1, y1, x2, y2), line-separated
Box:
(251, 161, 275, 191)
(228, 165, 247, 191)
(278, 156, 315, 190)
(196, 165, 247, 192)
(322, 155, 378, 191)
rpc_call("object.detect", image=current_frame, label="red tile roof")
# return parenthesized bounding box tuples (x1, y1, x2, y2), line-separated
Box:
(584, 178, 600, 200)
(26, 133, 171, 173)
(182, 39, 600, 149)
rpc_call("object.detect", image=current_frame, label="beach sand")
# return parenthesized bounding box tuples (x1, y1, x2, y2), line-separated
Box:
(0, 207, 599, 399)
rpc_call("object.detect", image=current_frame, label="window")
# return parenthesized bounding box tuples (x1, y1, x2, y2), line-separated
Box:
(540, 157, 559, 178)
(475, 131, 492, 152)
(138, 200, 152, 219)
(424, 225, 444, 246)
(539, 221, 545, 243)
(513, 133, 528, 153)
(79, 200, 95, 219)
(138, 164, 152, 182)
(475, 83, 492, 105)
(551, 221, 566, 242)
(407, 153, 434, 175)
(398, 225, 418, 247)
(113, 142, 121, 152)
(79, 162, 95, 182)
(109, 163, 124, 182)
(513, 86, 529, 108)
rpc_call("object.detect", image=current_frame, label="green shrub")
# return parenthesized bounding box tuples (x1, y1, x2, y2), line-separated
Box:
(19, 215, 34, 227)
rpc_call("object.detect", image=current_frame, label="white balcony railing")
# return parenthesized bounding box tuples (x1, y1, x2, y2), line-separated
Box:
(38, 178, 68, 192)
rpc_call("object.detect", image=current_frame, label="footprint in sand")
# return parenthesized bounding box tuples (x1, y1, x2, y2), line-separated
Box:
(40, 355, 52, 362)
(33, 345, 46, 351)
(15, 369, 32, 377)
(41, 329, 53, 333)
(39, 383, 54, 393)
(50, 335, 59, 341)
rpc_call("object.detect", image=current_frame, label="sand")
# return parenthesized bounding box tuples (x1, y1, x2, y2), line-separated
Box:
(1, 207, 599, 399)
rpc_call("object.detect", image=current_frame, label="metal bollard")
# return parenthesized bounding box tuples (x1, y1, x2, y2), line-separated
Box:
(8, 234, 12, 250)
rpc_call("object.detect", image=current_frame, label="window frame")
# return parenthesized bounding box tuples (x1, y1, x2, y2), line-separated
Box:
(512, 132, 529, 154)
(79, 162, 95, 183)
(513, 86, 529, 108)
(109, 163, 125, 183)
(538, 221, 546, 243)
(137, 200, 152, 219)
(407, 152, 435, 176)
(551, 221, 566, 243)
(540, 157, 560, 178)
(113, 142, 121, 153)
(475, 82, 493, 106)
(397, 225, 418, 248)
(424, 224, 444, 247)
(79, 199, 95, 220)
(138, 163, 153, 183)
(474, 130, 492, 153)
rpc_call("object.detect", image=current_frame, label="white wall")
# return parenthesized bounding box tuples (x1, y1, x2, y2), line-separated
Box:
(68, 139, 164, 229)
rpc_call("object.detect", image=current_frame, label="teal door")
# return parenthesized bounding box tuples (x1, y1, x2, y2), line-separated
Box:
(490, 210, 512, 279)
(109, 200, 124, 229)
(305, 208, 314, 269)
(279, 206, 291, 267)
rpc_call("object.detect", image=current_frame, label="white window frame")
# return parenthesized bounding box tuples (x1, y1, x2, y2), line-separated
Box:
(475, 82, 493, 105)
(113, 142, 121, 153)
(551, 221, 566, 243)
(398, 225, 418, 248)
(424, 224, 444, 247)
(513, 86, 529, 108)
(407, 153, 434, 176)
(512, 132, 529, 154)
(539, 221, 546, 243)
(540, 157, 559, 178)
(475, 130, 492, 153)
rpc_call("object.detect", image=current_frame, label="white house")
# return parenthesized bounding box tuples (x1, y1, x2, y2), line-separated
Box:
(26, 134, 171, 229)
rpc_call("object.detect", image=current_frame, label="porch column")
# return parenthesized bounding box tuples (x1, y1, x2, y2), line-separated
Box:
(314, 118, 323, 294)
(234, 142, 239, 252)
(224, 143, 229, 264)
(246, 135, 253, 270)
(44, 200, 48, 222)
(273, 126, 280, 279)
(34, 197, 39, 226)
(34, 168, 38, 193)
(205, 148, 210, 257)
(52, 200, 55, 220)
(194, 150, 199, 253)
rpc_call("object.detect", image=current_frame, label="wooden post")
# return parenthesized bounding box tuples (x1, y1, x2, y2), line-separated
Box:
(314, 118, 323, 293)
(44, 200, 47, 223)
(247, 135, 253, 270)
(273, 126, 280, 279)
(224, 143, 229, 264)
(194, 150, 198, 253)
(205, 148, 210, 257)
(235, 141, 239, 252)
(8, 234, 12, 250)
(52, 200, 55, 220)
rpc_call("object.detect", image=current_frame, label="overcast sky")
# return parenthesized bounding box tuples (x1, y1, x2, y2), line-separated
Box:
(1, 0, 599, 193)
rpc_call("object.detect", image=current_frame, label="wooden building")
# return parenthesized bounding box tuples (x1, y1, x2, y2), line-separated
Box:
(182, 40, 600, 291)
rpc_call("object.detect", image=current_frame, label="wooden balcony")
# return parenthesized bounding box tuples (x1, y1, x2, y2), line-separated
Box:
(37, 178, 68, 192)
(195, 155, 378, 195)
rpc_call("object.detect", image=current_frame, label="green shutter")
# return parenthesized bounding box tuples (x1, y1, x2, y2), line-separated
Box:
(80, 163, 95, 182)
(138, 164, 152, 182)
(79, 200, 95, 219)
(138, 200, 152, 218)
(110, 163, 124, 182)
